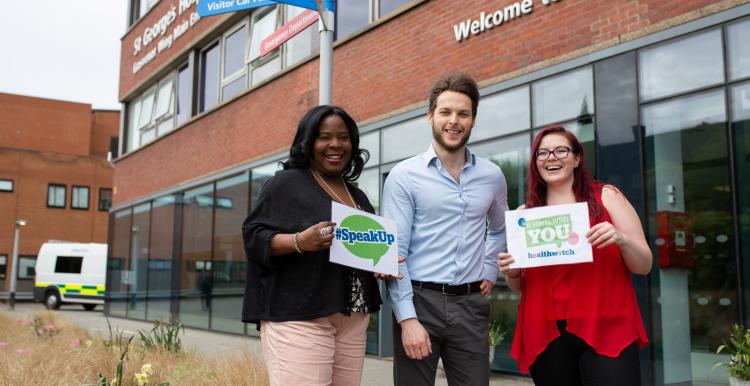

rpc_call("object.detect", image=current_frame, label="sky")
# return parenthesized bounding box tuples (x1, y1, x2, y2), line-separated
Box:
(0, 1, 127, 110)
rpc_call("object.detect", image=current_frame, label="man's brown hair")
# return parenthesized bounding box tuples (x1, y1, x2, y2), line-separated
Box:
(428, 72, 480, 119)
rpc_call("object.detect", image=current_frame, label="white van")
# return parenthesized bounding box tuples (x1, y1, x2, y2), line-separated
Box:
(33, 241, 107, 311)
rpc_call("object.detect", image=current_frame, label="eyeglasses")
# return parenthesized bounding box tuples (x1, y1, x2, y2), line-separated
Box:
(536, 146, 571, 160)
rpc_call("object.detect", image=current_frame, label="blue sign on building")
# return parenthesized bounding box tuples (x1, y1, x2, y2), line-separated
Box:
(197, 0, 335, 17)
(197, 0, 277, 17)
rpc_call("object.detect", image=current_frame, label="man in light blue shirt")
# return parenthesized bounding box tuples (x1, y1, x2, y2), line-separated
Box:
(383, 73, 508, 385)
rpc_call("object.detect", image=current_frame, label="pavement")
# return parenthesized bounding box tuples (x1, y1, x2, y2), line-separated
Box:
(3, 302, 532, 386)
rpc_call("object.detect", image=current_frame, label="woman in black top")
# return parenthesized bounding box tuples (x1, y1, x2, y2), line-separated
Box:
(242, 105, 382, 386)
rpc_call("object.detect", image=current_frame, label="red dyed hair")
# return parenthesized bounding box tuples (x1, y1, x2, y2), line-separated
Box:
(526, 125, 605, 221)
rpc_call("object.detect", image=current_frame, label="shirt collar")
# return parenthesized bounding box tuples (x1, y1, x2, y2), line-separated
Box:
(423, 143, 476, 168)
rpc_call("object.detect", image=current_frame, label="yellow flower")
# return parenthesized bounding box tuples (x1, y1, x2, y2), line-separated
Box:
(85, 340, 93, 348)
(141, 363, 154, 376)
(109, 378, 118, 386)
(134, 372, 149, 386)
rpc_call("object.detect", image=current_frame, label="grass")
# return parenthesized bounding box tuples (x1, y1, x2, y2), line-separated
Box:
(0, 311, 268, 386)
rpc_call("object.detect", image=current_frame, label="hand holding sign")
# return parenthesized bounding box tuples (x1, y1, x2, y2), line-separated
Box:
(505, 203, 593, 269)
(329, 202, 399, 276)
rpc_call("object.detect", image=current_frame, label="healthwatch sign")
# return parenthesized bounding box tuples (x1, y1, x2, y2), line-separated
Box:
(505, 202, 593, 269)
(330, 202, 399, 276)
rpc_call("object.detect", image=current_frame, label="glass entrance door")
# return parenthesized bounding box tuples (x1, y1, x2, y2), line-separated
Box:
(643, 89, 738, 385)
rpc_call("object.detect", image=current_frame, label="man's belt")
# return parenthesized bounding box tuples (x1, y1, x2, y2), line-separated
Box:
(411, 280, 482, 296)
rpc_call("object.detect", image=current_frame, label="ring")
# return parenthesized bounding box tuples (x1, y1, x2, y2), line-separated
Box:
(320, 226, 333, 236)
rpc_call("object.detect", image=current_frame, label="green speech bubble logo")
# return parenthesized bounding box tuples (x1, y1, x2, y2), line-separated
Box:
(336, 215, 395, 265)
(524, 214, 572, 248)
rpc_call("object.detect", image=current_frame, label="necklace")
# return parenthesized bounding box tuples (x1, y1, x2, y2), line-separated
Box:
(311, 168, 359, 209)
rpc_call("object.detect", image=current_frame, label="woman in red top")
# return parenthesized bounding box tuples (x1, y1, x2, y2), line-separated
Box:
(498, 125, 651, 385)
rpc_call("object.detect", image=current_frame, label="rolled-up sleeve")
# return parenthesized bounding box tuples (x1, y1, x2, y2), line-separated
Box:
(382, 166, 417, 322)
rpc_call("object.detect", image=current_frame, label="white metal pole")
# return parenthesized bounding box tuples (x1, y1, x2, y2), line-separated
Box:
(9, 222, 20, 310)
(318, 9, 334, 105)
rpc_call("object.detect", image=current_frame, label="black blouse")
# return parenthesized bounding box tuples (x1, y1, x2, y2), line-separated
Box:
(241, 168, 382, 325)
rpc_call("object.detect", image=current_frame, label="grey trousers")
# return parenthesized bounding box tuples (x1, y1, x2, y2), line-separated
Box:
(393, 286, 490, 386)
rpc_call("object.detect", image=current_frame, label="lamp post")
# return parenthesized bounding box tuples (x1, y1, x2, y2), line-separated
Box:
(9, 219, 27, 310)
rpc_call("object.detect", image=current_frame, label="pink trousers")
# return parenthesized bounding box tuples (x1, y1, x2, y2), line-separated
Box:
(260, 312, 370, 386)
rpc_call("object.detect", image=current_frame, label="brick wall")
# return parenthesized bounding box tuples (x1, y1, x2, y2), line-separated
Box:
(113, 0, 748, 205)
(0, 93, 92, 157)
(0, 94, 119, 292)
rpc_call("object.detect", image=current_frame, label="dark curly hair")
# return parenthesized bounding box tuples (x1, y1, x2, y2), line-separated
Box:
(282, 105, 369, 181)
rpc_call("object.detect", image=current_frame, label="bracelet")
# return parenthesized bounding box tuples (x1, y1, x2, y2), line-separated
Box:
(505, 269, 522, 279)
(292, 232, 303, 254)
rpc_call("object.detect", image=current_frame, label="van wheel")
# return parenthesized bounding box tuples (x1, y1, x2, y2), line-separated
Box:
(44, 290, 61, 310)
(82, 304, 96, 311)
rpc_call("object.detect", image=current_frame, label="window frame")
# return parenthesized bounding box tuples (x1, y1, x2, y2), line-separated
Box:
(71, 185, 91, 210)
(0, 178, 13, 193)
(18, 255, 37, 280)
(99, 187, 113, 212)
(199, 39, 222, 113)
(47, 183, 67, 209)
(0, 254, 6, 281)
(221, 20, 249, 101)
(248, 6, 282, 86)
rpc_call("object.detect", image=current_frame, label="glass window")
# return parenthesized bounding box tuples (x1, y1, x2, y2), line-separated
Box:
(154, 76, 174, 119)
(18, 256, 36, 279)
(0, 254, 6, 280)
(471, 133, 530, 210)
(472, 86, 530, 143)
(251, 56, 281, 86)
(222, 76, 246, 100)
(639, 29, 724, 101)
(211, 173, 250, 334)
(129, 203, 151, 320)
(355, 168, 380, 213)
(379, 0, 410, 17)
(731, 81, 750, 322)
(127, 98, 142, 152)
(224, 24, 247, 77)
(642, 89, 735, 384)
(107, 209, 132, 318)
(180, 183, 214, 329)
(138, 86, 156, 129)
(284, 6, 319, 67)
(0, 179, 13, 192)
(532, 67, 594, 127)
(360, 132, 379, 167)
(381, 117, 432, 163)
(99, 188, 112, 211)
(728, 18, 750, 81)
(139, 0, 159, 18)
(222, 23, 248, 101)
(71, 186, 90, 210)
(147, 195, 177, 322)
(200, 42, 220, 113)
(176, 63, 192, 126)
(54, 256, 83, 274)
(249, 8, 279, 62)
(47, 184, 66, 208)
(336, 0, 369, 39)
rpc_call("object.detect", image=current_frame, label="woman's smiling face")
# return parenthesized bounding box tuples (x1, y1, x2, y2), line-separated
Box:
(310, 114, 352, 177)
(535, 133, 580, 187)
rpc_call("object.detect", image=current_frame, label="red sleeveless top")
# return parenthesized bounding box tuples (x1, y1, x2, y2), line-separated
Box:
(510, 186, 648, 374)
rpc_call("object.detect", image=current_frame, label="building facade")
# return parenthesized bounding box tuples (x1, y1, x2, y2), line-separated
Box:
(0, 93, 118, 298)
(112, 0, 750, 384)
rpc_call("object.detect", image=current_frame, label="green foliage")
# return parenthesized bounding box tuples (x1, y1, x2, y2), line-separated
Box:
(104, 316, 131, 352)
(716, 324, 750, 380)
(488, 320, 508, 348)
(138, 319, 184, 353)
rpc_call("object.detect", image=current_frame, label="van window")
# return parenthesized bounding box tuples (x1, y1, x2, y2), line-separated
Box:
(55, 256, 83, 274)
